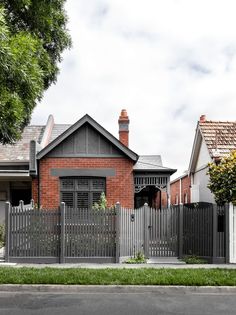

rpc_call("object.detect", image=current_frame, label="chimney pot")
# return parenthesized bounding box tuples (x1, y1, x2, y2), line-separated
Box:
(118, 109, 129, 147)
(200, 114, 206, 123)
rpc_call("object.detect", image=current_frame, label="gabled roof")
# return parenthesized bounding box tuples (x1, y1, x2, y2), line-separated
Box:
(134, 155, 177, 174)
(37, 114, 139, 161)
(189, 119, 236, 173)
(200, 120, 236, 158)
(0, 126, 44, 162)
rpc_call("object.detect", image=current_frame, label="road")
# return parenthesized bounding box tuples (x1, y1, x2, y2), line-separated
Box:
(0, 289, 236, 315)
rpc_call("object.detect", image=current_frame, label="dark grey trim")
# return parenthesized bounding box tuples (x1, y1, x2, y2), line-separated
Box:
(51, 168, 116, 177)
(29, 140, 37, 176)
(0, 161, 29, 165)
(37, 114, 138, 161)
(47, 154, 123, 158)
(134, 170, 177, 176)
(0, 170, 29, 173)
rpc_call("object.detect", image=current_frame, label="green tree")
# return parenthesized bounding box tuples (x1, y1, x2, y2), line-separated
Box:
(0, 1, 71, 144)
(208, 150, 236, 205)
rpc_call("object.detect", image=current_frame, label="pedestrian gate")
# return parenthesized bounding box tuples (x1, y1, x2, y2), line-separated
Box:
(119, 205, 179, 258)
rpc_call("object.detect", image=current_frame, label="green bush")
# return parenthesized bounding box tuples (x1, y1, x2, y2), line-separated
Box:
(125, 252, 147, 264)
(0, 224, 5, 248)
(182, 255, 207, 264)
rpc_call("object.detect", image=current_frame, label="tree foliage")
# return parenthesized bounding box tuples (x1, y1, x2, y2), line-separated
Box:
(208, 150, 236, 205)
(0, 1, 71, 144)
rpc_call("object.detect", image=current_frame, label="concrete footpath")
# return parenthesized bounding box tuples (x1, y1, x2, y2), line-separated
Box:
(1, 262, 236, 269)
(0, 284, 236, 294)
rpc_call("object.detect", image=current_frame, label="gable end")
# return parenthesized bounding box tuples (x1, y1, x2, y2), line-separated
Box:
(47, 123, 124, 158)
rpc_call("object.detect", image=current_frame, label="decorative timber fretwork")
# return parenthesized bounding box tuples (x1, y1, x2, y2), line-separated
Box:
(134, 175, 169, 193)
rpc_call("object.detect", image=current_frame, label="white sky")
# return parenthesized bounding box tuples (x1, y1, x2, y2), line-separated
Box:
(31, 0, 236, 178)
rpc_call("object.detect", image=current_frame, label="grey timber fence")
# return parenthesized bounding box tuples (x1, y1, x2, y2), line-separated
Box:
(62, 205, 116, 263)
(5, 201, 60, 263)
(5, 201, 228, 263)
(182, 203, 228, 263)
(5, 201, 117, 263)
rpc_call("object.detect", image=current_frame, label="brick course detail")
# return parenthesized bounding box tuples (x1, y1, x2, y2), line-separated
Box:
(32, 157, 134, 209)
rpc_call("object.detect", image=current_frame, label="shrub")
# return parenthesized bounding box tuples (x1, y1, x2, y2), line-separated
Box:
(0, 224, 5, 248)
(182, 255, 207, 264)
(125, 252, 147, 264)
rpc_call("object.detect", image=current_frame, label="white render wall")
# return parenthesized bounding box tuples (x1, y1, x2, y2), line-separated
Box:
(192, 167, 215, 203)
(191, 138, 215, 203)
(196, 139, 211, 170)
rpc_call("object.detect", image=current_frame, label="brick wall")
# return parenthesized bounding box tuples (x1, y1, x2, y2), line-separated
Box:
(170, 175, 191, 205)
(32, 157, 134, 209)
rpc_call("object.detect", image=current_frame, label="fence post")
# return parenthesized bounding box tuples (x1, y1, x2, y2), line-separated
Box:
(143, 203, 150, 258)
(225, 203, 230, 263)
(115, 202, 121, 263)
(178, 204, 183, 258)
(226, 203, 236, 264)
(212, 204, 217, 263)
(60, 202, 65, 264)
(5, 202, 10, 262)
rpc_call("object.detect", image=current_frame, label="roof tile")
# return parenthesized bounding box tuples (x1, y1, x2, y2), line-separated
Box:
(200, 120, 236, 157)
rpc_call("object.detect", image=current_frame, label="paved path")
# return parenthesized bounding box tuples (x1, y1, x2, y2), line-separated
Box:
(1, 262, 236, 269)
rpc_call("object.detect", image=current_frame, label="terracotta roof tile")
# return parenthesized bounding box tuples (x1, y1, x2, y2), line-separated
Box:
(200, 120, 236, 158)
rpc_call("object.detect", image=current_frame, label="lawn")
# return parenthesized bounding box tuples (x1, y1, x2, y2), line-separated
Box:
(0, 268, 236, 286)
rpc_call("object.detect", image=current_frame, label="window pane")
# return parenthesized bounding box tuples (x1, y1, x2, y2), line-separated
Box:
(61, 178, 74, 190)
(77, 178, 89, 190)
(92, 178, 105, 191)
(92, 192, 102, 206)
(61, 192, 74, 208)
(77, 192, 89, 208)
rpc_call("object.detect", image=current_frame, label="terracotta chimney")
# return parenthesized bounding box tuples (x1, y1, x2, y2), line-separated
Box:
(200, 114, 206, 123)
(118, 109, 129, 147)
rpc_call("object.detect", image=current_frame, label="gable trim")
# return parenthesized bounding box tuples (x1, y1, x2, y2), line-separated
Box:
(37, 114, 138, 161)
(188, 124, 202, 174)
(188, 123, 212, 174)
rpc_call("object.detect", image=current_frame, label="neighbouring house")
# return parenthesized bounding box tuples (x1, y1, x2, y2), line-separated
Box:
(171, 115, 236, 204)
(0, 110, 176, 222)
(170, 172, 191, 205)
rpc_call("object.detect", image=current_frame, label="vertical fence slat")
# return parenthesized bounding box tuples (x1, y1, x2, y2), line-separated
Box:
(60, 202, 65, 263)
(115, 203, 120, 263)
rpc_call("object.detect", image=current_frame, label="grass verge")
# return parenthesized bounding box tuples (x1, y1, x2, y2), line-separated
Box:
(0, 268, 236, 286)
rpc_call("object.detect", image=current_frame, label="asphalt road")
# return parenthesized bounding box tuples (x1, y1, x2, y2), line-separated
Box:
(0, 290, 236, 315)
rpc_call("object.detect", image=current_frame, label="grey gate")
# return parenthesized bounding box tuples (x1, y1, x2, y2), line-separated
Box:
(149, 206, 179, 257)
(119, 205, 179, 259)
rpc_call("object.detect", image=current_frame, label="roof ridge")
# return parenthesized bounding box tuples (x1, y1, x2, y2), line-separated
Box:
(200, 120, 236, 123)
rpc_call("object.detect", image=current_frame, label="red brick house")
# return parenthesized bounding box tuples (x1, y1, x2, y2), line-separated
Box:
(170, 173, 191, 205)
(0, 110, 176, 219)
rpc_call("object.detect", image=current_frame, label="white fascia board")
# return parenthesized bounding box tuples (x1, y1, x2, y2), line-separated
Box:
(188, 124, 202, 175)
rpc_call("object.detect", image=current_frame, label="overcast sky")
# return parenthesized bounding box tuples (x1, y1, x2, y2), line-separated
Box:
(31, 0, 236, 178)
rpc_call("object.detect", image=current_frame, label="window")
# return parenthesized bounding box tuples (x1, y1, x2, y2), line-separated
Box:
(60, 177, 105, 209)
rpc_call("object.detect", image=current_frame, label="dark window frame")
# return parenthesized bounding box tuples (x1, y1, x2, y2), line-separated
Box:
(60, 177, 106, 209)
